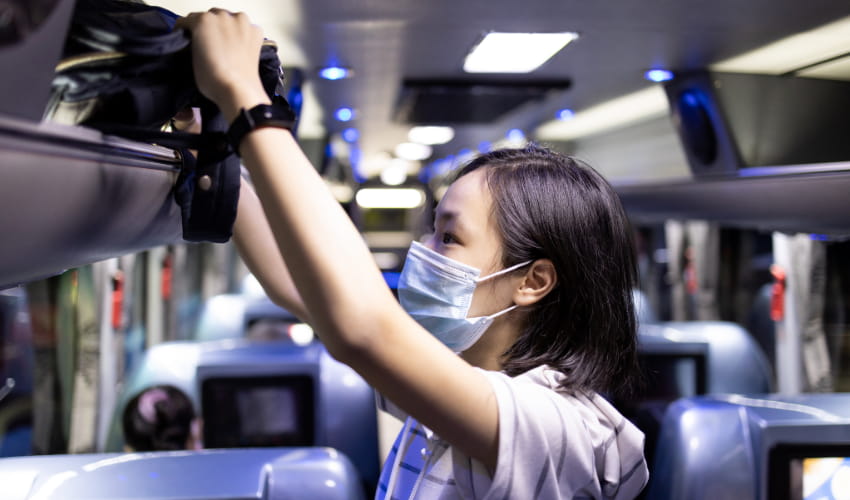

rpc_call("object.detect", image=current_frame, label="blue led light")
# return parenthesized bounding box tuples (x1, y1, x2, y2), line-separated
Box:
(645, 69, 674, 82)
(342, 127, 359, 142)
(478, 141, 492, 152)
(335, 107, 354, 122)
(507, 128, 525, 142)
(319, 66, 350, 80)
(556, 108, 575, 121)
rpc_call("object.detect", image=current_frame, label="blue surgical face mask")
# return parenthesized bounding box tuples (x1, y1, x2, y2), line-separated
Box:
(397, 241, 531, 352)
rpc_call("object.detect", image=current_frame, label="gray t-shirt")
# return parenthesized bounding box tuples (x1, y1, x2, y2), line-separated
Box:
(376, 365, 648, 499)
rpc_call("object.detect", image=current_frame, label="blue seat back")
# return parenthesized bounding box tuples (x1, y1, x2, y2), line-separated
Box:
(106, 339, 380, 491)
(0, 448, 363, 499)
(643, 321, 773, 394)
(648, 393, 850, 500)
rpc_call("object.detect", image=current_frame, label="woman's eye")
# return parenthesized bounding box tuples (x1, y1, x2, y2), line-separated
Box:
(441, 232, 456, 245)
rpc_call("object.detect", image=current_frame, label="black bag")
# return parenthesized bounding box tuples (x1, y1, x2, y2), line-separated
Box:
(47, 0, 290, 243)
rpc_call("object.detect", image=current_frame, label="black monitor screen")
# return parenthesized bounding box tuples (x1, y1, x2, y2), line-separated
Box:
(201, 375, 314, 448)
(637, 352, 707, 403)
(768, 444, 850, 500)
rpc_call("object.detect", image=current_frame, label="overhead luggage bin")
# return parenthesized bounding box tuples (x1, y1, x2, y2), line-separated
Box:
(0, 0, 263, 289)
(615, 164, 850, 236)
(0, 116, 183, 289)
(617, 71, 850, 235)
(0, 447, 364, 500)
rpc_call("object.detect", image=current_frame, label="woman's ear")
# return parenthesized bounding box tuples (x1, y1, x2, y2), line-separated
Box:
(513, 259, 557, 307)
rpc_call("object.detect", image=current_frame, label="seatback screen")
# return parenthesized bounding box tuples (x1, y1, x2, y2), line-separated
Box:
(769, 444, 850, 500)
(201, 375, 314, 448)
(797, 457, 850, 500)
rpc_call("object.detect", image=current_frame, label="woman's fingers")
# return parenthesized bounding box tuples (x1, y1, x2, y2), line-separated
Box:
(176, 9, 269, 117)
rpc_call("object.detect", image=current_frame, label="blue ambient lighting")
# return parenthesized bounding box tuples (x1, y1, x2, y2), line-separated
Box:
(319, 66, 350, 80)
(506, 128, 525, 142)
(556, 108, 575, 120)
(335, 107, 354, 122)
(342, 128, 359, 142)
(645, 69, 674, 82)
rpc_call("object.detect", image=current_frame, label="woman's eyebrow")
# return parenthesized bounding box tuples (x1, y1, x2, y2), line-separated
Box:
(434, 208, 459, 222)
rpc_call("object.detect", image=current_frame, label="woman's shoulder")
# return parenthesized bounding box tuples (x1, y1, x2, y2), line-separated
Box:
(477, 365, 649, 498)
(481, 364, 645, 461)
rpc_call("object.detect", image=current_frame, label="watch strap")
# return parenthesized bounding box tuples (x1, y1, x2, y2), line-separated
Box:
(226, 99, 296, 155)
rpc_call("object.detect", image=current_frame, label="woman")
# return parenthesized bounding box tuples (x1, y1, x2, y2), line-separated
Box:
(177, 10, 648, 498)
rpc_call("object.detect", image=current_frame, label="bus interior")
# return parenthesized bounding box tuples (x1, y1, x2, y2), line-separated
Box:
(2, 1, 850, 499)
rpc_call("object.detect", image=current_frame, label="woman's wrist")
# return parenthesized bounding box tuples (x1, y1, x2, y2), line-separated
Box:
(216, 83, 271, 124)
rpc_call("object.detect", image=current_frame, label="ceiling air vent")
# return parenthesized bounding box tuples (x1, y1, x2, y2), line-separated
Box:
(394, 79, 571, 124)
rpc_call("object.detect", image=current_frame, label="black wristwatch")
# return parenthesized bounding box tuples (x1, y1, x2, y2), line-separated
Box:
(226, 99, 297, 155)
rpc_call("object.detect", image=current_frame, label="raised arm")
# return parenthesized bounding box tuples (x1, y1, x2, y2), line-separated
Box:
(178, 10, 502, 471)
(172, 107, 308, 322)
(233, 180, 310, 323)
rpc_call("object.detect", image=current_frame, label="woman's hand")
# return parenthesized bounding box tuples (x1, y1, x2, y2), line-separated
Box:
(175, 9, 270, 122)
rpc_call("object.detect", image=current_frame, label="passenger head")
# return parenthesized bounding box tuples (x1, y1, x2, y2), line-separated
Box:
(122, 385, 199, 452)
(454, 144, 639, 397)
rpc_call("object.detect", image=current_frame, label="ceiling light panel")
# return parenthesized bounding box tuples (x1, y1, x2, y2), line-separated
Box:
(394, 142, 433, 161)
(355, 188, 425, 209)
(408, 126, 455, 145)
(463, 32, 579, 73)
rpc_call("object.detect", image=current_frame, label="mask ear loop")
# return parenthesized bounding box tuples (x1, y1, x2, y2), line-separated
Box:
(475, 260, 533, 283)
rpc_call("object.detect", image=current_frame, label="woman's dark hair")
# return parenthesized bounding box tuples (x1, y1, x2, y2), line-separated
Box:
(122, 384, 195, 451)
(456, 144, 639, 397)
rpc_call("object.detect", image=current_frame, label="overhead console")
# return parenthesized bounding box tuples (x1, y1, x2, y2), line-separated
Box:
(616, 71, 850, 234)
(664, 71, 850, 176)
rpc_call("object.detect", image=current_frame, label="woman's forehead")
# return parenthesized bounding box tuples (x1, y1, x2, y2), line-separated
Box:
(437, 169, 491, 218)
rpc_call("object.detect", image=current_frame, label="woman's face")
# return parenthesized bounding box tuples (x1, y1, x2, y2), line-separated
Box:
(425, 169, 520, 317)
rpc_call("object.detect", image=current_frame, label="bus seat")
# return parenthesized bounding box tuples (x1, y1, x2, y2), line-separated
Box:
(626, 321, 773, 497)
(634, 288, 658, 325)
(0, 426, 32, 457)
(648, 393, 850, 500)
(641, 321, 774, 394)
(647, 397, 757, 500)
(0, 447, 363, 500)
(194, 293, 246, 341)
(105, 339, 380, 493)
(194, 292, 303, 343)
